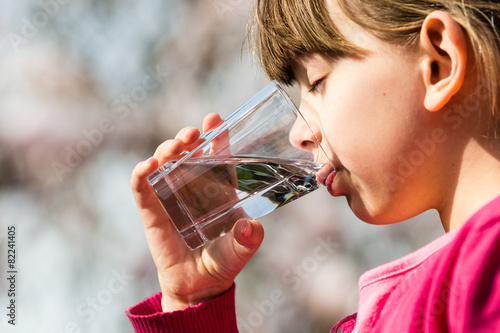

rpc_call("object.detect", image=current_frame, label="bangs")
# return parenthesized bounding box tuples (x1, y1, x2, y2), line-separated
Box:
(249, 0, 360, 85)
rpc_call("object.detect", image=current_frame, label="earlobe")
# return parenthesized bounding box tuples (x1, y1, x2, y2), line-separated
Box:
(420, 11, 467, 112)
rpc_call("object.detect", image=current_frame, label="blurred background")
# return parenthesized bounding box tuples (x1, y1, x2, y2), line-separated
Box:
(0, 1, 444, 332)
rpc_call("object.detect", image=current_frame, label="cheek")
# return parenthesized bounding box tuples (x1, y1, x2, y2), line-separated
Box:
(321, 59, 425, 191)
(324, 88, 412, 163)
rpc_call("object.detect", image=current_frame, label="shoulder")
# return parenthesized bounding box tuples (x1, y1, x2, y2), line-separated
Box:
(444, 195, 500, 331)
(450, 195, 500, 269)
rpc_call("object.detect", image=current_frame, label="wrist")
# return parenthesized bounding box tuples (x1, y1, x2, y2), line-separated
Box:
(161, 296, 191, 312)
(160, 284, 234, 312)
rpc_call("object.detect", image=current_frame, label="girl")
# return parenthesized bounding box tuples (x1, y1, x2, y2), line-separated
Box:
(128, 0, 500, 331)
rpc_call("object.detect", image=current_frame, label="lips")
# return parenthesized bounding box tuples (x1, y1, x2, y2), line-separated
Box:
(325, 170, 337, 196)
(316, 162, 339, 196)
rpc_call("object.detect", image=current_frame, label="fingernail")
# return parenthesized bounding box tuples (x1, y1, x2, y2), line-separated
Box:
(242, 220, 252, 238)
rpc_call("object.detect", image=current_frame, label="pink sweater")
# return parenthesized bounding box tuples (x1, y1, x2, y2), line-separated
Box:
(127, 195, 500, 332)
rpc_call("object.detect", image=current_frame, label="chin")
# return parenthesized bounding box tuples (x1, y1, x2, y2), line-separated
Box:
(346, 196, 404, 225)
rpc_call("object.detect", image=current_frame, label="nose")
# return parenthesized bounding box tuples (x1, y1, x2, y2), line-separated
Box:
(289, 112, 322, 153)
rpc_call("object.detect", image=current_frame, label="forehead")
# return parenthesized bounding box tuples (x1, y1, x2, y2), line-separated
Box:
(251, 0, 361, 85)
(326, 1, 357, 38)
(292, 54, 333, 78)
(294, 2, 414, 73)
(326, 1, 374, 47)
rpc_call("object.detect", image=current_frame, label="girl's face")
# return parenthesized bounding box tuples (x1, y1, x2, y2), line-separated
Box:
(291, 6, 449, 224)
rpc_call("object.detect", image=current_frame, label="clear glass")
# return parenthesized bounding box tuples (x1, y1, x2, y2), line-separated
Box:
(148, 81, 332, 249)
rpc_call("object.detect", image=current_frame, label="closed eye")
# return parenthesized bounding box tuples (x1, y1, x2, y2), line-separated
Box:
(308, 78, 325, 94)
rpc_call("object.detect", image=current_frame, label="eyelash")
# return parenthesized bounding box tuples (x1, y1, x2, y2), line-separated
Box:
(308, 78, 324, 93)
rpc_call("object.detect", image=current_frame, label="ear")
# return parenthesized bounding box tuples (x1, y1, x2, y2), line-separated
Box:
(420, 11, 467, 111)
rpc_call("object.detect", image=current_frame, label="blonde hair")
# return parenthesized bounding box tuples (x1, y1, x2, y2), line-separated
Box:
(249, 0, 500, 136)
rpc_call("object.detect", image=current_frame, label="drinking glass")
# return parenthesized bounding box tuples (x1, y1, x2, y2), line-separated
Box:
(148, 81, 332, 249)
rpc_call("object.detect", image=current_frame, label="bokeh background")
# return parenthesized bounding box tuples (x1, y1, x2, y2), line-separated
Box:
(0, 1, 444, 332)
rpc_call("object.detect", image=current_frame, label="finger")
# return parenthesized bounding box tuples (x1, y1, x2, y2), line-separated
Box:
(175, 127, 201, 144)
(202, 113, 224, 133)
(153, 139, 185, 165)
(131, 157, 170, 229)
(202, 218, 264, 281)
(183, 137, 206, 154)
(202, 113, 231, 156)
(154, 127, 200, 158)
(154, 128, 204, 165)
(232, 219, 265, 255)
(131, 157, 190, 264)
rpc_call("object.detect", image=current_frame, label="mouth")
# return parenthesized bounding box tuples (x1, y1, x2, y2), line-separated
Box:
(325, 170, 337, 196)
(316, 164, 338, 196)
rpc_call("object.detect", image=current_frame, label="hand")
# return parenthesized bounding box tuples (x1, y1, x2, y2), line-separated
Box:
(131, 113, 265, 312)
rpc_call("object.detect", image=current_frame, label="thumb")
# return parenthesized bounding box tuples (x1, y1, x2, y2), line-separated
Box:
(232, 219, 265, 258)
(203, 218, 264, 279)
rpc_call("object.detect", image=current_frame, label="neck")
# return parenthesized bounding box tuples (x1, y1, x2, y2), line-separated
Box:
(439, 137, 500, 231)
